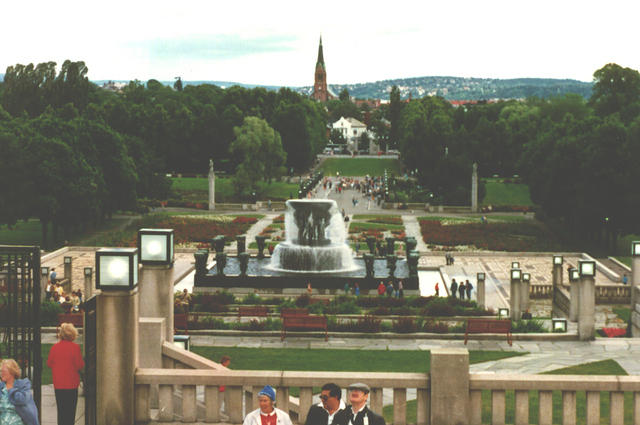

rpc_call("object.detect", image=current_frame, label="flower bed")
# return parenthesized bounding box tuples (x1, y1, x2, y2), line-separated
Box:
(419, 219, 562, 252)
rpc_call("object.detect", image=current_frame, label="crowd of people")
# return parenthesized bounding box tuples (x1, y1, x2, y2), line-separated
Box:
(45, 269, 84, 314)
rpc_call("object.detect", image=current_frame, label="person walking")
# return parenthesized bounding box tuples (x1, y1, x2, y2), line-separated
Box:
(398, 280, 404, 298)
(458, 281, 466, 300)
(304, 383, 346, 425)
(377, 281, 386, 297)
(450, 279, 458, 299)
(243, 385, 292, 425)
(334, 383, 385, 425)
(47, 323, 84, 425)
(434, 282, 440, 297)
(465, 280, 474, 300)
(385, 281, 393, 297)
(0, 359, 40, 425)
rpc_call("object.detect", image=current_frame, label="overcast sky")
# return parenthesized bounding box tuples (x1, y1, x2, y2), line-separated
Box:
(3, 0, 639, 87)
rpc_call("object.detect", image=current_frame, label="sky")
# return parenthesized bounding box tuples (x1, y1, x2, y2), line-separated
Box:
(3, 0, 640, 87)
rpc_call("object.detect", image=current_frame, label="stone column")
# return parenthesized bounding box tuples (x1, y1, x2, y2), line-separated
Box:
(139, 318, 165, 408)
(84, 268, 93, 301)
(208, 159, 215, 210)
(471, 163, 478, 213)
(476, 274, 486, 309)
(510, 272, 521, 321)
(97, 289, 139, 425)
(520, 277, 530, 315)
(578, 275, 596, 341)
(64, 256, 73, 294)
(552, 262, 563, 288)
(632, 254, 640, 336)
(570, 274, 580, 322)
(139, 265, 174, 342)
(430, 348, 469, 425)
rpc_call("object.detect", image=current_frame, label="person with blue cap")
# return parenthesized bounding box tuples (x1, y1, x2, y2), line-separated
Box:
(243, 385, 293, 425)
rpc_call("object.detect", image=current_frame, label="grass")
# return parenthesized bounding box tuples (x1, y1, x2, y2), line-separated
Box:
(613, 307, 631, 324)
(615, 256, 632, 267)
(482, 179, 534, 207)
(319, 158, 402, 176)
(383, 359, 629, 424)
(352, 215, 401, 220)
(348, 222, 405, 232)
(170, 177, 300, 202)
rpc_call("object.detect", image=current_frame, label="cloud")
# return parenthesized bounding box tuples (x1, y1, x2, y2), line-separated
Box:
(129, 34, 299, 62)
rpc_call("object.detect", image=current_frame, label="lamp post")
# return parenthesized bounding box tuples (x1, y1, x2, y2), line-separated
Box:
(510, 268, 522, 321)
(552, 318, 567, 333)
(578, 260, 596, 341)
(552, 255, 563, 288)
(138, 228, 175, 342)
(64, 256, 73, 294)
(568, 267, 579, 322)
(83, 267, 92, 301)
(521, 272, 531, 316)
(95, 247, 139, 425)
(476, 272, 486, 309)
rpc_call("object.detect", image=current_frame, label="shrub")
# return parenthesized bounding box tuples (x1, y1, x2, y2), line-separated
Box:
(422, 298, 456, 317)
(354, 315, 381, 333)
(308, 302, 326, 315)
(328, 315, 380, 333)
(408, 296, 435, 308)
(422, 319, 449, 333)
(193, 317, 229, 330)
(202, 291, 235, 305)
(197, 302, 228, 313)
(391, 306, 417, 316)
(511, 319, 547, 333)
(41, 301, 64, 325)
(326, 299, 361, 315)
(295, 294, 311, 308)
(371, 306, 391, 316)
(276, 299, 297, 312)
(241, 293, 262, 305)
(393, 317, 418, 333)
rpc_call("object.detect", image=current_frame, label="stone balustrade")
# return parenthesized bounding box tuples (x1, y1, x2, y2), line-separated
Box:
(529, 284, 552, 298)
(532, 283, 630, 304)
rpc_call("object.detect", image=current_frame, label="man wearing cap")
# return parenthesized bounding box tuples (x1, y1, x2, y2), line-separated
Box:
(243, 385, 293, 425)
(304, 383, 346, 425)
(335, 383, 385, 425)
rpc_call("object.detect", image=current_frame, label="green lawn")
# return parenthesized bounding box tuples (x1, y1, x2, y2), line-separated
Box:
(615, 256, 632, 267)
(171, 177, 299, 202)
(482, 178, 534, 207)
(384, 359, 629, 424)
(319, 158, 402, 176)
(352, 215, 401, 220)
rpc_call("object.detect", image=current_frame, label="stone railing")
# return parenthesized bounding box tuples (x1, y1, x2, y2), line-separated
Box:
(134, 369, 428, 424)
(529, 284, 552, 299)
(469, 374, 640, 425)
(134, 349, 640, 424)
(596, 284, 631, 304)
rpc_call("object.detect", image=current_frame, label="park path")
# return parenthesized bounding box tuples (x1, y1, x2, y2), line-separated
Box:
(401, 215, 429, 253)
(242, 213, 279, 252)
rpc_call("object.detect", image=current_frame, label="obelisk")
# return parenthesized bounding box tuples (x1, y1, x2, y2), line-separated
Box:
(208, 159, 215, 210)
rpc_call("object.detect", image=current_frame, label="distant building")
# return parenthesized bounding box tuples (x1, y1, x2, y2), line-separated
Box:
(311, 36, 336, 102)
(332, 116, 368, 152)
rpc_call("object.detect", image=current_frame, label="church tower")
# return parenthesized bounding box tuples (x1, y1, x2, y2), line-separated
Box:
(311, 36, 331, 101)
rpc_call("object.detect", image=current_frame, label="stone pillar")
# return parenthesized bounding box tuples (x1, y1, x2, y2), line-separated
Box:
(430, 348, 469, 425)
(139, 265, 174, 342)
(520, 277, 530, 315)
(552, 263, 563, 288)
(139, 318, 165, 408)
(632, 255, 640, 337)
(476, 274, 486, 309)
(510, 273, 521, 321)
(471, 163, 478, 213)
(208, 159, 215, 210)
(84, 268, 93, 301)
(578, 275, 596, 341)
(569, 276, 580, 322)
(64, 256, 73, 294)
(97, 289, 139, 425)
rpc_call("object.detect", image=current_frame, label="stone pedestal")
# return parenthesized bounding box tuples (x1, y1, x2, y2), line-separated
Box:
(632, 257, 640, 337)
(477, 276, 486, 309)
(430, 348, 469, 425)
(97, 289, 139, 425)
(84, 270, 93, 302)
(139, 265, 174, 342)
(510, 278, 521, 321)
(552, 264, 563, 288)
(520, 280, 530, 314)
(578, 276, 595, 341)
(64, 258, 73, 294)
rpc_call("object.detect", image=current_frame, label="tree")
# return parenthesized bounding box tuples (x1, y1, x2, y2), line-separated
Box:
(330, 128, 346, 144)
(389, 85, 403, 149)
(590, 63, 640, 123)
(339, 88, 350, 102)
(230, 117, 286, 195)
(174, 77, 184, 92)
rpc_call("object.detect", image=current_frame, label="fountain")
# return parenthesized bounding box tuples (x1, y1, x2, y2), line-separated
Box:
(268, 199, 357, 273)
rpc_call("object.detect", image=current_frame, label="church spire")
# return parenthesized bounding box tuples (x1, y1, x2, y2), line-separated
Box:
(316, 36, 325, 69)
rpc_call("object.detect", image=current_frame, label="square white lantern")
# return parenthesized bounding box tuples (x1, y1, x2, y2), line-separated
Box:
(511, 261, 520, 269)
(632, 241, 640, 256)
(138, 228, 174, 266)
(571, 268, 580, 281)
(64, 256, 72, 264)
(477, 272, 486, 281)
(511, 269, 522, 281)
(173, 335, 190, 351)
(84, 267, 92, 277)
(96, 248, 138, 290)
(552, 318, 567, 333)
(41, 267, 49, 277)
(579, 260, 596, 277)
(498, 308, 509, 318)
(522, 273, 531, 283)
(553, 255, 563, 265)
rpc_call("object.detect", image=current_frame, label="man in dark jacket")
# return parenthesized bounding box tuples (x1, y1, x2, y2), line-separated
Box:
(304, 383, 345, 425)
(334, 383, 385, 425)
(450, 279, 458, 299)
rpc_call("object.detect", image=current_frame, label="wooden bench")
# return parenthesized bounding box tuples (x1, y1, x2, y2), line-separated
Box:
(57, 313, 83, 328)
(238, 306, 269, 320)
(280, 308, 309, 318)
(464, 318, 512, 346)
(281, 315, 328, 341)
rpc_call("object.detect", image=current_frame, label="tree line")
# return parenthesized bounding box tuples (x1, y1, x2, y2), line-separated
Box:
(0, 60, 328, 247)
(390, 63, 640, 248)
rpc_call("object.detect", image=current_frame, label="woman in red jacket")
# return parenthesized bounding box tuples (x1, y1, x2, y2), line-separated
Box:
(47, 322, 84, 425)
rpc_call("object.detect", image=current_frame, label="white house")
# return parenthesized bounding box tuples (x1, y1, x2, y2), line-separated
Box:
(332, 116, 368, 152)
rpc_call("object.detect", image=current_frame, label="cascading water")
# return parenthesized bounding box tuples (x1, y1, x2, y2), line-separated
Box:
(268, 199, 358, 273)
